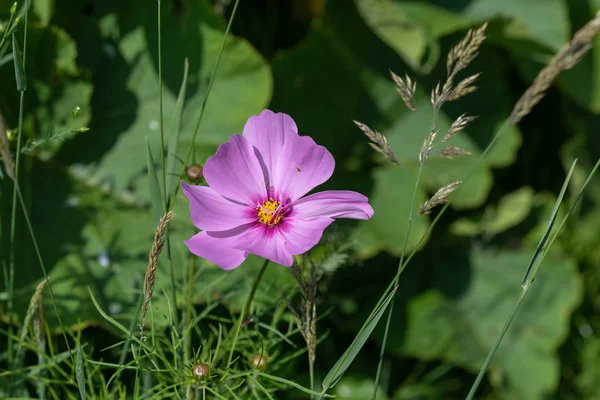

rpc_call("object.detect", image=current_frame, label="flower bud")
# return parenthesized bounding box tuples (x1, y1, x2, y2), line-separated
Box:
(192, 363, 210, 380)
(249, 354, 268, 370)
(186, 164, 203, 182)
(10, 2, 17, 15)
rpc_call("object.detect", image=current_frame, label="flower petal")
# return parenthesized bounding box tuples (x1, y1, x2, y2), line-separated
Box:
(243, 110, 298, 187)
(234, 225, 294, 266)
(184, 225, 251, 270)
(181, 182, 255, 231)
(293, 190, 374, 220)
(203, 134, 267, 206)
(273, 135, 334, 201)
(279, 217, 334, 255)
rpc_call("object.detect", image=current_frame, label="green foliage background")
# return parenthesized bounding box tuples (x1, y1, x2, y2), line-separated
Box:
(1, 0, 600, 398)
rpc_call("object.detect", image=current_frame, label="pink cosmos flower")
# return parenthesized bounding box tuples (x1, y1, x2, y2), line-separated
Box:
(181, 109, 374, 270)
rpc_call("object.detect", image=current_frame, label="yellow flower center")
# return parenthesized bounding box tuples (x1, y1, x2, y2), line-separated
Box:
(256, 198, 283, 226)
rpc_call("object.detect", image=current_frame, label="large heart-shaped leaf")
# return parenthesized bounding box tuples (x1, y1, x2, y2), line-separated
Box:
(53, 0, 272, 204)
(0, 23, 92, 160)
(390, 247, 581, 399)
(271, 0, 520, 256)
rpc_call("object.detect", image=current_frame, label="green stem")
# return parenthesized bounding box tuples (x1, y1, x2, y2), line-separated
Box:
(156, 0, 178, 331)
(371, 162, 424, 399)
(466, 290, 526, 399)
(8, 0, 30, 368)
(309, 354, 315, 400)
(226, 259, 270, 368)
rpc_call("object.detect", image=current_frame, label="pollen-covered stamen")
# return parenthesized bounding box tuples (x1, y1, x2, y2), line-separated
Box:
(256, 198, 284, 226)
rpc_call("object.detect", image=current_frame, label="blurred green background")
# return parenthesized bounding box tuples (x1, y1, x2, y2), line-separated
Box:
(2, 0, 600, 398)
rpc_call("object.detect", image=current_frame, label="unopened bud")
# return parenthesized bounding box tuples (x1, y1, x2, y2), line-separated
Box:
(186, 164, 203, 182)
(192, 363, 210, 380)
(6, 129, 15, 141)
(249, 354, 268, 370)
(10, 2, 17, 15)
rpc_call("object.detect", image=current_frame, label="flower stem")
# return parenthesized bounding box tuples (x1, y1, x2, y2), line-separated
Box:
(243, 259, 270, 320)
(226, 258, 270, 369)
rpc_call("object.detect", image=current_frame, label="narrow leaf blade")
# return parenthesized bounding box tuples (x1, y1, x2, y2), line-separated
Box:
(11, 33, 26, 91)
(322, 286, 398, 390)
(76, 344, 86, 400)
(521, 159, 577, 286)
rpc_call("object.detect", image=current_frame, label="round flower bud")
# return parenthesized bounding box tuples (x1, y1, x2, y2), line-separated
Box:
(186, 164, 203, 182)
(192, 363, 210, 380)
(249, 354, 268, 370)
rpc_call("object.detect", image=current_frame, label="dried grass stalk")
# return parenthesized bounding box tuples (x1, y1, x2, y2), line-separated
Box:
(433, 23, 487, 109)
(15, 278, 47, 363)
(447, 23, 488, 79)
(447, 73, 480, 101)
(354, 120, 403, 167)
(142, 211, 173, 322)
(443, 114, 477, 142)
(390, 71, 417, 111)
(419, 128, 438, 164)
(509, 11, 600, 125)
(419, 181, 462, 215)
(439, 146, 472, 158)
(0, 110, 15, 181)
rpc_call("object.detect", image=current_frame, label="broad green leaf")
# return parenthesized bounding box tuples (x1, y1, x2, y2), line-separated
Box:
(388, 247, 581, 399)
(438, 0, 569, 51)
(0, 23, 92, 159)
(355, 0, 472, 72)
(485, 187, 535, 235)
(166, 59, 189, 205)
(271, 0, 520, 257)
(333, 378, 388, 400)
(145, 136, 164, 224)
(53, 0, 272, 204)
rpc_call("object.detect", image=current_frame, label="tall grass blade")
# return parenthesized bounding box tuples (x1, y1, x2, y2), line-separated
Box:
(11, 33, 26, 91)
(321, 286, 398, 393)
(146, 137, 164, 224)
(466, 158, 588, 400)
(521, 159, 577, 286)
(76, 344, 86, 400)
(166, 59, 189, 206)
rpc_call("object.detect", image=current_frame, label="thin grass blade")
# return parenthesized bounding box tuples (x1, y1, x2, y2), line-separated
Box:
(166, 59, 189, 206)
(467, 158, 586, 400)
(11, 33, 26, 91)
(321, 286, 398, 392)
(521, 159, 577, 287)
(258, 372, 334, 398)
(146, 137, 164, 225)
(76, 344, 86, 400)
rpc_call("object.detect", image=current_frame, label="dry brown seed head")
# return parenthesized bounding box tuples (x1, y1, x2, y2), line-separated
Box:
(443, 114, 477, 142)
(390, 70, 417, 111)
(419, 128, 438, 164)
(142, 211, 173, 323)
(419, 180, 462, 215)
(354, 120, 403, 167)
(447, 23, 488, 79)
(447, 73, 480, 102)
(509, 12, 600, 124)
(439, 146, 472, 158)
